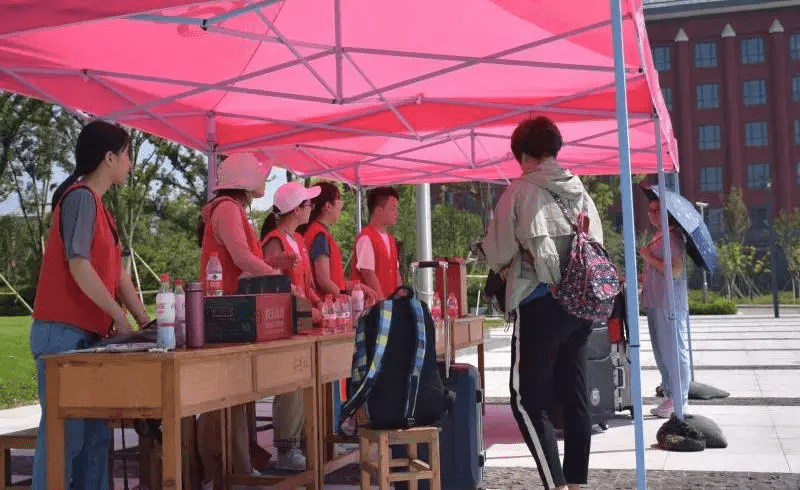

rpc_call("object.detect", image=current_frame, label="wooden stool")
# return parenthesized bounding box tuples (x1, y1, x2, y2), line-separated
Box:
(0, 427, 37, 490)
(358, 426, 441, 490)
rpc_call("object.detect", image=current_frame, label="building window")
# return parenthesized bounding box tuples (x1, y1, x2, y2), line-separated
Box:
(796, 120, 800, 145)
(706, 207, 725, 235)
(700, 166, 723, 192)
(653, 46, 671, 71)
(698, 124, 721, 150)
(750, 207, 768, 229)
(696, 83, 720, 108)
(662, 87, 672, 110)
(695, 42, 718, 67)
(747, 163, 770, 189)
(741, 37, 765, 64)
(791, 33, 800, 60)
(743, 79, 767, 106)
(744, 122, 768, 147)
(793, 76, 800, 102)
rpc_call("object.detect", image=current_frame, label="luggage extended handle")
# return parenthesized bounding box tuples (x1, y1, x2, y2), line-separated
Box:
(410, 260, 451, 379)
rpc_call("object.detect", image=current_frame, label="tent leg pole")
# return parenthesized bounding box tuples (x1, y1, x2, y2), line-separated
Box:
(655, 120, 685, 421)
(415, 184, 433, 306)
(207, 112, 217, 201)
(355, 187, 363, 234)
(610, 1, 646, 488)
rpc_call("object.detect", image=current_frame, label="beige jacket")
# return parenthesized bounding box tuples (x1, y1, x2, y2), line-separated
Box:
(481, 159, 603, 312)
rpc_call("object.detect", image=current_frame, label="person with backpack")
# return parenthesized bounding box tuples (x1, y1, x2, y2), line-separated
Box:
(481, 117, 603, 490)
(29, 120, 150, 490)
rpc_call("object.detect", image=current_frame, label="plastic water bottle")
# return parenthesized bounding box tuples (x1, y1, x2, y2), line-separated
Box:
(447, 292, 459, 319)
(431, 291, 442, 319)
(339, 295, 352, 332)
(174, 279, 186, 348)
(205, 252, 223, 296)
(351, 283, 364, 322)
(156, 273, 176, 350)
(322, 295, 335, 334)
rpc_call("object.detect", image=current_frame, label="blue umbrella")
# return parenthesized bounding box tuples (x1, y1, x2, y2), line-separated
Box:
(642, 186, 717, 275)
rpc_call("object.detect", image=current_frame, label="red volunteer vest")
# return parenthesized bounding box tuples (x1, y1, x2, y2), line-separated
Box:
(350, 224, 399, 298)
(303, 220, 345, 292)
(262, 230, 316, 301)
(33, 184, 122, 336)
(200, 197, 264, 294)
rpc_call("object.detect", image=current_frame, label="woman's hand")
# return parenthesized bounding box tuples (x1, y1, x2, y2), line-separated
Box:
(110, 311, 134, 337)
(311, 307, 322, 324)
(267, 251, 300, 271)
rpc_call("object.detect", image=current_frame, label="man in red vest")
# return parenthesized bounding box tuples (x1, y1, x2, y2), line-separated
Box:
(351, 186, 402, 298)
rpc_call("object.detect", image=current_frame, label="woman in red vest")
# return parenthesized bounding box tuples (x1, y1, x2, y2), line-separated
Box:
(301, 182, 379, 301)
(196, 152, 280, 483)
(29, 120, 149, 490)
(259, 180, 322, 471)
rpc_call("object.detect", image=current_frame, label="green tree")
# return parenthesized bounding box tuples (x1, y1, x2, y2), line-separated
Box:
(774, 208, 800, 298)
(723, 186, 750, 243)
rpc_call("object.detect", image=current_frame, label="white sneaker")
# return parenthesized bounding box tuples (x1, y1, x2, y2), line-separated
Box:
(275, 448, 307, 471)
(650, 397, 673, 418)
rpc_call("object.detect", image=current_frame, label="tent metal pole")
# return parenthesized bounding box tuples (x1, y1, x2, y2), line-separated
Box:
(355, 187, 363, 234)
(415, 184, 434, 306)
(610, 1, 646, 488)
(207, 113, 217, 201)
(655, 118, 685, 421)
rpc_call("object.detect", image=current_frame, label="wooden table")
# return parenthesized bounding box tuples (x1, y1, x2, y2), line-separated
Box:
(45, 337, 319, 490)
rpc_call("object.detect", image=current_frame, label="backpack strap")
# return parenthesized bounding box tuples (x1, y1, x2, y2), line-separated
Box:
(340, 299, 395, 424)
(404, 297, 427, 426)
(548, 190, 590, 234)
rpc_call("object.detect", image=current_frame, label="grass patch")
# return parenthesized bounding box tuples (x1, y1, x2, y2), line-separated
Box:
(0, 316, 37, 409)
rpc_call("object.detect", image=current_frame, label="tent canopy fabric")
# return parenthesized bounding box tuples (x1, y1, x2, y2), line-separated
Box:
(0, 0, 676, 186)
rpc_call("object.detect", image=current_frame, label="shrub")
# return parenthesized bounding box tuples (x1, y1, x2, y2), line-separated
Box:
(689, 297, 737, 315)
(0, 286, 36, 316)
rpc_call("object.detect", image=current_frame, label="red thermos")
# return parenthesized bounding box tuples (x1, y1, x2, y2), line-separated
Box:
(185, 281, 204, 348)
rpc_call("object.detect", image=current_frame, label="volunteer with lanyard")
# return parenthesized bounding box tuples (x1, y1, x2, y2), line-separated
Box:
(260, 181, 323, 471)
(29, 120, 150, 490)
(196, 152, 281, 484)
(300, 181, 379, 301)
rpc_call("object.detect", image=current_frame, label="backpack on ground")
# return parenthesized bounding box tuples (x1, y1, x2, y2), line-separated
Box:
(549, 191, 620, 321)
(339, 286, 453, 430)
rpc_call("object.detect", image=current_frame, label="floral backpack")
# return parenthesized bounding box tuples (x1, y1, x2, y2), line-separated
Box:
(548, 191, 620, 321)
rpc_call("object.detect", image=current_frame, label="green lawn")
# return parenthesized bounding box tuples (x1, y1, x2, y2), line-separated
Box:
(0, 316, 37, 409)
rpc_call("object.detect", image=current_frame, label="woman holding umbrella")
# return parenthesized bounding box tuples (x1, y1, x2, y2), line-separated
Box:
(640, 195, 691, 419)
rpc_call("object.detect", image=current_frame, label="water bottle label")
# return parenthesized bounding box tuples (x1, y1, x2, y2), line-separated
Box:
(157, 326, 176, 350)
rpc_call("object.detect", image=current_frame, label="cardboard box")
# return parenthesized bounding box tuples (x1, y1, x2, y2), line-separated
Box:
(204, 293, 310, 343)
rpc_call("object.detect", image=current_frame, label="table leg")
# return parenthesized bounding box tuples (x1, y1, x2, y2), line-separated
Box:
(162, 363, 182, 489)
(303, 384, 319, 489)
(45, 360, 65, 489)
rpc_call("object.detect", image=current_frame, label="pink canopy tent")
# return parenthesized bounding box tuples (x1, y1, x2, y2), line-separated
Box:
(0, 0, 677, 186)
(0, 2, 671, 487)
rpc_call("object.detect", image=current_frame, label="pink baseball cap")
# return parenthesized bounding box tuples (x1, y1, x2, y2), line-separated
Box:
(272, 181, 321, 214)
(216, 152, 271, 198)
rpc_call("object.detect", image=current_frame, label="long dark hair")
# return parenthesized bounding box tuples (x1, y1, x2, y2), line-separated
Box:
(260, 206, 284, 242)
(297, 181, 340, 235)
(196, 189, 251, 246)
(52, 120, 131, 209)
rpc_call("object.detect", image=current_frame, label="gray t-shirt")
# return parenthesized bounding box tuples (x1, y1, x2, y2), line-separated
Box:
(59, 187, 96, 260)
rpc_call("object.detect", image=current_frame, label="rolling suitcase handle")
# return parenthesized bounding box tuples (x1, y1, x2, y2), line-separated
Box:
(410, 259, 452, 379)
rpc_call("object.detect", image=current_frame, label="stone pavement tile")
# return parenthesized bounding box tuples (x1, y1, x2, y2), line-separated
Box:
(755, 370, 800, 395)
(786, 454, 800, 473)
(0, 404, 39, 435)
(688, 404, 776, 426)
(663, 451, 791, 473)
(691, 350, 755, 366)
(745, 350, 800, 366)
(778, 438, 800, 455)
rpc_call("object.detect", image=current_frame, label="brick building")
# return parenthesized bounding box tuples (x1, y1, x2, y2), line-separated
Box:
(644, 0, 800, 237)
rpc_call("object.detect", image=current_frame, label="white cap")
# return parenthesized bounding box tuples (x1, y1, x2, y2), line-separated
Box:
(273, 181, 322, 214)
(216, 152, 271, 198)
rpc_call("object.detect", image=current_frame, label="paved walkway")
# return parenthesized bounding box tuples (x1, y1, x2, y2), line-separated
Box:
(3, 310, 800, 488)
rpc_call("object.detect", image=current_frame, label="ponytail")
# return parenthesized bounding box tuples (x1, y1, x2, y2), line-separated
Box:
(51, 174, 81, 210)
(260, 207, 280, 241)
